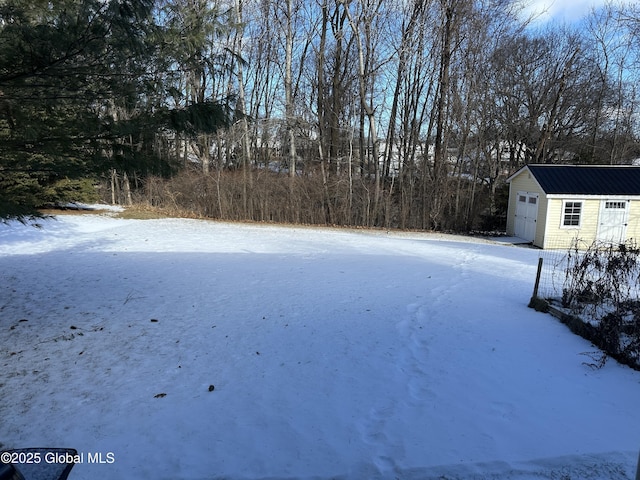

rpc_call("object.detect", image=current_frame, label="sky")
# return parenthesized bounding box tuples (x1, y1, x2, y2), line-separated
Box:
(524, 0, 613, 24)
(1, 212, 640, 480)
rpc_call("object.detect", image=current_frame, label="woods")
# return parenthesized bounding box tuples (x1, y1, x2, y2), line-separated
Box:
(2, 0, 640, 230)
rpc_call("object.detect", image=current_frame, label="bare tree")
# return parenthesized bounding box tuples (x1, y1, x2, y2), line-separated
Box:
(233, 0, 253, 214)
(490, 27, 596, 165)
(160, 0, 234, 174)
(342, 0, 387, 225)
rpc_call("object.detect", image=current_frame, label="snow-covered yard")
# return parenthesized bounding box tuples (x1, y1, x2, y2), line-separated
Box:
(1, 212, 639, 480)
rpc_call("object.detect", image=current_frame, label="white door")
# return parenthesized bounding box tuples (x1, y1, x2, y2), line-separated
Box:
(514, 192, 538, 242)
(597, 200, 629, 243)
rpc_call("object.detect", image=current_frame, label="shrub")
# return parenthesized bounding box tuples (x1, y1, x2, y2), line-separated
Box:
(42, 178, 100, 205)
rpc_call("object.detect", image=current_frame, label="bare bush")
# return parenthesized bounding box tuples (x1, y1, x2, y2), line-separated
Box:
(135, 168, 484, 230)
(561, 239, 640, 368)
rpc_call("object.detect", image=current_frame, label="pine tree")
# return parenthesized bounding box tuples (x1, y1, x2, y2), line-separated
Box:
(0, 0, 168, 218)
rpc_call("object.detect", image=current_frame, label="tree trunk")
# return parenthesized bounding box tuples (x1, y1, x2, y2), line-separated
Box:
(285, 0, 297, 179)
(123, 171, 133, 206)
(343, 0, 381, 226)
(234, 0, 252, 217)
(111, 169, 117, 205)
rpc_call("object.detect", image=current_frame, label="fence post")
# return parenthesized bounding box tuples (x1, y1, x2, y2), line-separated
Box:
(532, 257, 543, 299)
(528, 257, 544, 310)
(635, 448, 640, 480)
(531, 257, 542, 300)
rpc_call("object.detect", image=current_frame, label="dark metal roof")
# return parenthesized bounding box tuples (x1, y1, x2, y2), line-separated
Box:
(524, 164, 640, 195)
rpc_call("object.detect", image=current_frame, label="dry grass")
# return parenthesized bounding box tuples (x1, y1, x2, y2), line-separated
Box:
(38, 207, 111, 216)
(39, 204, 192, 220)
(113, 204, 200, 220)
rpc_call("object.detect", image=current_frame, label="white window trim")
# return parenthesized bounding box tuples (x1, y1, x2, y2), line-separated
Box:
(560, 199, 583, 229)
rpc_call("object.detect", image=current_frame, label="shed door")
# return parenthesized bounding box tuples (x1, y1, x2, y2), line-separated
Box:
(597, 200, 629, 244)
(514, 192, 538, 242)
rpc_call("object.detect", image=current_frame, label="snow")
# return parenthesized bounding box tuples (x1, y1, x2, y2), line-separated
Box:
(1, 213, 640, 480)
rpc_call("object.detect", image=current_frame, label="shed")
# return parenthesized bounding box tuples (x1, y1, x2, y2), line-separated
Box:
(506, 164, 640, 249)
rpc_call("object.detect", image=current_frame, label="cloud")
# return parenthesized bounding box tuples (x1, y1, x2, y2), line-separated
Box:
(524, 0, 611, 23)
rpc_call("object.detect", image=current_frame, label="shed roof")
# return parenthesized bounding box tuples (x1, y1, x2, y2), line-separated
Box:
(511, 164, 640, 196)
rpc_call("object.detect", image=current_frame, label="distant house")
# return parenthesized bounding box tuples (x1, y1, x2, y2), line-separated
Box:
(506, 164, 640, 249)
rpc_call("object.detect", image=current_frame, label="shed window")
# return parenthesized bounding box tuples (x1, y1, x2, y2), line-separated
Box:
(563, 201, 582, 227)
(605, 201, 626, 209)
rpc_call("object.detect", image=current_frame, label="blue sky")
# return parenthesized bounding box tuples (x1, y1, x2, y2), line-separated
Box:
(524, 0, 612, 23)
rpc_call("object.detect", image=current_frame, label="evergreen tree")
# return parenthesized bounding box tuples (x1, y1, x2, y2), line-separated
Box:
(0, 0, 229, 219)
(0, 0, 152, 216)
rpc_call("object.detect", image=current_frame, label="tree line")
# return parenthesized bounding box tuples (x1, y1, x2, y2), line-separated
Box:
(1, 0, 640, 230)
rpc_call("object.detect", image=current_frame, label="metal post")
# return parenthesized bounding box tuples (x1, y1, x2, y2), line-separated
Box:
(532, 257, 543, 300)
